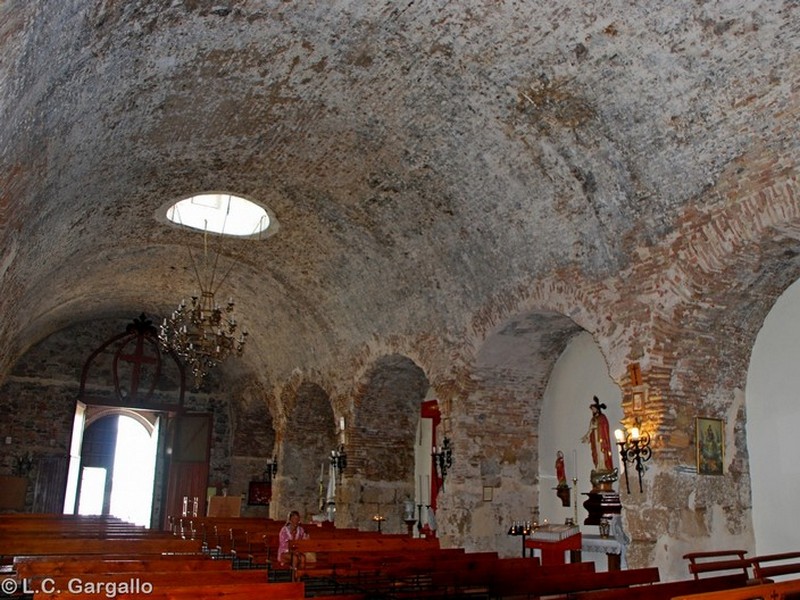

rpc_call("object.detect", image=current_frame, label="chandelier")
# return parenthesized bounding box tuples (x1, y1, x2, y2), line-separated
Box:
(159, 228, 248, 389)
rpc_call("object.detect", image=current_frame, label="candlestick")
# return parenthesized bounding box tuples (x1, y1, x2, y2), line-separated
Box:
(572, 476, 578, 526)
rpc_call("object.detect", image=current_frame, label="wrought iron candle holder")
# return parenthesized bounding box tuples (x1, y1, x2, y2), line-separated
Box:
(330, 444, 347, 477)
(432, 437, 453, 490)
(615, 425, 652, 493)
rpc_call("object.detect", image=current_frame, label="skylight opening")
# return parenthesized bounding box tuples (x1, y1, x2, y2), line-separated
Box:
(164, 193, 272, 238)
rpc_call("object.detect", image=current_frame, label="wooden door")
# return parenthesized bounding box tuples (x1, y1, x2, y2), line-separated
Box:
(163, 413, 211, 528)
(33, 455, 69, 512)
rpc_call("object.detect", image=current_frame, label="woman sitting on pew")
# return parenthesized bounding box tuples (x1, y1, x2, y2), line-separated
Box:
(278, 510, 309, 570)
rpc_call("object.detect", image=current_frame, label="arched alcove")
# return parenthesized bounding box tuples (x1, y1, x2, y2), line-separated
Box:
(278, 381, 335, 520)
(345, 354, 429, 533)
(229, 387, 276, 517)
(538, 330, 623, 567)
(441, 310, 586, 554)
(746, 277, 800, 555)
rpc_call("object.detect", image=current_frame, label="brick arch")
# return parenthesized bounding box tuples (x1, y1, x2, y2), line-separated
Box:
(576, 160, 800, 573)
(624, 167, 800, 466)
(350, 354, 429, 480)
(460, 309, 586, 483)
(337, 354, 429, 532)
(276, 380, 336, 519)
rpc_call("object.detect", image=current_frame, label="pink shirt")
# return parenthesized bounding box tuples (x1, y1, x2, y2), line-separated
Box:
(278, 522, 307, 561)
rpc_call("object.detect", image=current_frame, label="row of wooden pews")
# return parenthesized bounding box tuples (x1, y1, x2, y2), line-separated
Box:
(567, 548, 800, 600)
(7, 514, 800, 599)
(0, 514, 364, 600)
(288, 533, 671, 598)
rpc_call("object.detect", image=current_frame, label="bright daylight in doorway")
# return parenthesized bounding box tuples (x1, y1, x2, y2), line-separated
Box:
(77, 416, 158, 527)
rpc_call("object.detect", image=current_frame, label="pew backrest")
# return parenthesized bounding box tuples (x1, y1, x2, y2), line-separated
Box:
(683, 549, 751, 580)
(751, 551, 800, 582)
(671, 577, 800, 600)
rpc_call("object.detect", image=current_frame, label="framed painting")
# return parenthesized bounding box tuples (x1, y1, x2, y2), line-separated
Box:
(696, 417, 724, 475)
(632, 385, 648, 411)
(247, 481, 272, 506)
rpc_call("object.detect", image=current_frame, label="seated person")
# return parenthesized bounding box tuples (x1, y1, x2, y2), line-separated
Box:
(278, 510, 309, 570)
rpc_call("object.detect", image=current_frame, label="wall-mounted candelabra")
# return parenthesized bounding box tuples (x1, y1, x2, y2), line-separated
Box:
(330, 444, 347, 477)
(264, 456, 278, 482)
(614, 423, 652, 493)
(432, 437, 453, 490)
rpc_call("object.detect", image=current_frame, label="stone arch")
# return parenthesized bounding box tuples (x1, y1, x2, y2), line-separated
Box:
(439, 309, 593, 552)
(747, 277, 800, 557)
(228, 384, 277, 516)
(277, 381, 335, 520)
(342, 354, 429, 532)
(84, 406, 158, 434)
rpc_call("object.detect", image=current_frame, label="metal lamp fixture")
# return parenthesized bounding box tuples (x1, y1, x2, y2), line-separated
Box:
(330, 444, 347, 477)
(614, 423, 652, 493)
(264, 456, 278, 482)
(159, 229, 248, 389)
(432, 437, 453, 490)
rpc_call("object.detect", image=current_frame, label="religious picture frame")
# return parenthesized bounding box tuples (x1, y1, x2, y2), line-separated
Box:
(482, 486, 493, 502)
(632, 385, 648, 411)
(247, 481, 272, 506)
(696, 417, 724, 475)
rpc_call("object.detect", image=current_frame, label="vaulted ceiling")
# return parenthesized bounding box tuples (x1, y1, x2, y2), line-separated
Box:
(1, 1, 798, 388)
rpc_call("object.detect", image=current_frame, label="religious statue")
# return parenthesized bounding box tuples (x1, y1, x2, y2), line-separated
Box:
(555, 450, 571, 507)
(555, 450, 567, 487)
(581, 396, 618, 489)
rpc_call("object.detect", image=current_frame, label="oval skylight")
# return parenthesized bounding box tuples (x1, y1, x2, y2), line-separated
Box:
(165, 193, 271, 238)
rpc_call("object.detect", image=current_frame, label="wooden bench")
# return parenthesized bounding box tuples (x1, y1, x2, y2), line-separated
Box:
(751, 551, 800, 582)
(1, 536, 203, 558)
(33, 581, 305, 599)
(326, 553, 588, 599)
(683, 549, 752, 580)
(23, 568, 269, 596)
(671, 577, 800, 599)
(566, 572, 750, 600)
(290, 535, 439, 576)
(492, 565, 660, 598)
(14, 555, 233, 578)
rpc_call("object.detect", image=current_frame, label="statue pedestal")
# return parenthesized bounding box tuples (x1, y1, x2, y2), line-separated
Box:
(582, 486, 622, 526)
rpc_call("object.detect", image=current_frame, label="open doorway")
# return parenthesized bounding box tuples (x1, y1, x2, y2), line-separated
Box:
(71, 411, 159, 527)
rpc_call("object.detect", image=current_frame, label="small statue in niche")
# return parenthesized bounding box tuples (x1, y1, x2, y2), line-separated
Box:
(555, 450, 571, 507)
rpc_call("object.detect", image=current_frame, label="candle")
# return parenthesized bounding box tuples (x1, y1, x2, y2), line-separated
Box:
(572, 449, 577, 480)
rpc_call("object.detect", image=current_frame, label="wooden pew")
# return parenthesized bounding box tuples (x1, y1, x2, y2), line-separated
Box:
(324, 549, 499, 594)
(22, 568, 268, 595)
(566, 572, 750, 600)
(290, 535, 440, 580)
(683, 549, 752, 580)
(751, 551, 800, 582)
(326, 553, 589, 599)
(491, 565, 661, 598)
(33, 580, 306, 600)
(1, 536, 203, 557)
(14, 555, 232, 578)
(1, 515, 358, 600)
(462, 556, 593, 598)
(671, 577, 800, 599)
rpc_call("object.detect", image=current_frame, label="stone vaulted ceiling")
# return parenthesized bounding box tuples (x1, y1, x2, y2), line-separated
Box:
(0, 1, 798, 388)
